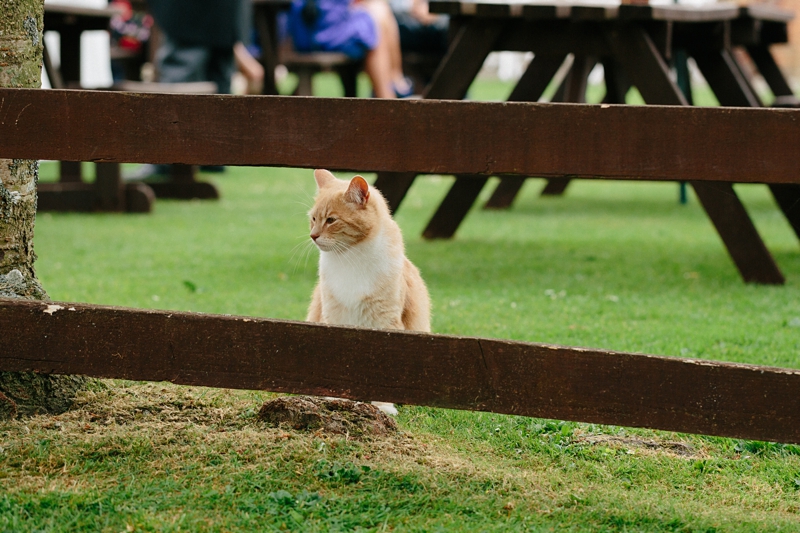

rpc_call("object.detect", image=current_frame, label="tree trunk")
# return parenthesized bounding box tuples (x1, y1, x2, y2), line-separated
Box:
(0, 0, 91, 418)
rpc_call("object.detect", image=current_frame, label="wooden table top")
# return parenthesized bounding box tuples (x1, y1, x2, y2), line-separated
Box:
(429, 0, 793, 23)
(43, 3, 123, 31)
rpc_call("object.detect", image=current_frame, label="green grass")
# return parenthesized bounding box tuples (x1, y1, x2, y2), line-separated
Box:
(32, 165, 800, 368)
(275, 70, 722, 105)
(10, 161, 799, 531)
(3, 76, 800, 531)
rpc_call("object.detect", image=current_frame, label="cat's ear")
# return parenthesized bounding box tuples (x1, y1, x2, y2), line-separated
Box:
(345, 176, 370, 206)
(314, 169, 337, 190)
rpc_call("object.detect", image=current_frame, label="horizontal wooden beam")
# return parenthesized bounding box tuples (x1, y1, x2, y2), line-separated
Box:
(1, 88, 799, 184)
(2, 298, 799, 444)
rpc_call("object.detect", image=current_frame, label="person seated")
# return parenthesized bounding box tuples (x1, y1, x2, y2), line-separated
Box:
(391, 0, 448, 57)
(288, 0, 413, 98)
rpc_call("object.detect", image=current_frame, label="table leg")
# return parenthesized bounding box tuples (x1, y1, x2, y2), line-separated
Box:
(563, 54, 595, 103)
(690, 47, 761, 107)
(540, 178, 572, 196)
(744, 45, 800, 107)
(691, 181, 784, 284)
(768, 184, 800, 243)
(538, 55, 596, 197)
(610, 26, 783, 284)
(484, 176, 527, 210)
(606, 26, 688, 106)
(373, 172, 417, 214)
(423, 176, 490, 239)
(377, 19, 503, 231)
(508, 54, 569, 103)
(59, 28, 84, 184)
(254, 5, 280, 95)
(42, 43, 65, 90)
(485, 53, 568, 209)
(59, 27, 81, 88)
(424, 19, 505, 100)
(146, 165, 220, 200)
(95, 163, 125, 212)
(59, 161, 82, 183)
(601, 57, 631, 104)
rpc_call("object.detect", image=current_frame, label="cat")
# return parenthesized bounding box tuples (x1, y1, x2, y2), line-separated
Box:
(306, 169, 431, 415)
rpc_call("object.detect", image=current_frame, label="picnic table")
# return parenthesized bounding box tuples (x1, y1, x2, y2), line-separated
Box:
(251, 0, 359, 97)
(373, 0, 800, 285)
(39, 2, 220, 213)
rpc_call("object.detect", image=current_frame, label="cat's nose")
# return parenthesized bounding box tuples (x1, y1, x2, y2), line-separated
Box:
(310, 233, 320, 241)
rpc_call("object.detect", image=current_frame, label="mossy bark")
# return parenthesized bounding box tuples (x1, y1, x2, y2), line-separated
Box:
(0, 0, 91, 418)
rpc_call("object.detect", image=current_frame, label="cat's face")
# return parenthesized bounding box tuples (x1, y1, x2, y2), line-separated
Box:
(309, 170, 376, 253)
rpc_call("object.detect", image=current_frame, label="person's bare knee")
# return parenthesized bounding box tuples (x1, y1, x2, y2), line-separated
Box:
(358, 0, 394, 26)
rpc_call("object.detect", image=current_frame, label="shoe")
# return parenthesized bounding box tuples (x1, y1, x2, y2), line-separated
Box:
(393, 76, 414, 98)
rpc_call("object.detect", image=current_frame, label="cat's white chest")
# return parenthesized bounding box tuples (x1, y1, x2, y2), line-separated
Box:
(319, 229, 401, 326)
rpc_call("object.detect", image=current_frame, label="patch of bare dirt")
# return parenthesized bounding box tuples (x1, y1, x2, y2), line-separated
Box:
(576, 434, 702, 458)
(259, 396, 397, 437)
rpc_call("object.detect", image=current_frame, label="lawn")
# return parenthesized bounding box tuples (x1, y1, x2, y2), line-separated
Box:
(2, 76, 799, 531)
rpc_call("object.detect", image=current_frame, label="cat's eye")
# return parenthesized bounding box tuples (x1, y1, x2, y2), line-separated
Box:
(326, 217, 336, 225)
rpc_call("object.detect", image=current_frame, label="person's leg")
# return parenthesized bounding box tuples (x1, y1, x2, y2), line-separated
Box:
(206, 46, 236, 95)
(155, 35, 211, 84)
(359, 0, 410, 97)
(363, 31, 396, 98)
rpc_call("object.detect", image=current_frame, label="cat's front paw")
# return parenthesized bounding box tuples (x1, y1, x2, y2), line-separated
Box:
(371, 401, 398, 416)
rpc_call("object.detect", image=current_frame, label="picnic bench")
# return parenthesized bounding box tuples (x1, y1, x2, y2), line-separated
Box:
(40, 3, 153, 213)
(2, 88, 800, 444)
(39, 3, 221, 213)
(372, 0, 800, 286)
(253, 0, 444, 96)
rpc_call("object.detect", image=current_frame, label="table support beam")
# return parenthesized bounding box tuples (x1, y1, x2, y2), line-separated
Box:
(484, 176, 527, 209)
(691, 181, 785, 284)
(538, 55, 598, 198)
(769, 184, 800, 243)
(372, 172, 418, 214)
(745, 45, 800, 107)
(485, 53, 569, 209)
(691, 47, 762, 107)
(377, 20, 504, 219)
(540, 177, 572, 196)
(423, 176, 490, 239)
(608, 26, 782, 284)
(424, 19, 506, 100)
(607, 25, 688, 106)
(403, 19, 505, 234)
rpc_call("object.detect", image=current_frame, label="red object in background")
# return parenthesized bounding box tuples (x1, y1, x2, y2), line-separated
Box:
(110, 0, 153, 53)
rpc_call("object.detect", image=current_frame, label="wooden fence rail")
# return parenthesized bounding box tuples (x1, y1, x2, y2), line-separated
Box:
(2, 298, 799, 444)
(1, 88, 800, 183)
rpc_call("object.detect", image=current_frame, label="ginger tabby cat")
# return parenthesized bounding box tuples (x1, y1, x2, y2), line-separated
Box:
(306, 169, 431, 415)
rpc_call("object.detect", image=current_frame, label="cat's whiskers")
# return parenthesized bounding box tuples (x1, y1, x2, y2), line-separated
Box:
(303, 239, 318, 271)
(288, 235, 317, 273)
(291, 191, 314, 210)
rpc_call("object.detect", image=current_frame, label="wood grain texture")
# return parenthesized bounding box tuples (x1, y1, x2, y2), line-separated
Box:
(2, 89, 800, 184)
(2, 298, 800, 444)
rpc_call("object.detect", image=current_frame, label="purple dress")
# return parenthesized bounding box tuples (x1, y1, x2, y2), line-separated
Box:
(288, 0, 378, 60)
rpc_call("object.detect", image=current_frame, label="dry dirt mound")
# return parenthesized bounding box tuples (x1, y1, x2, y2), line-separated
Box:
(258, 396, 397, 437)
